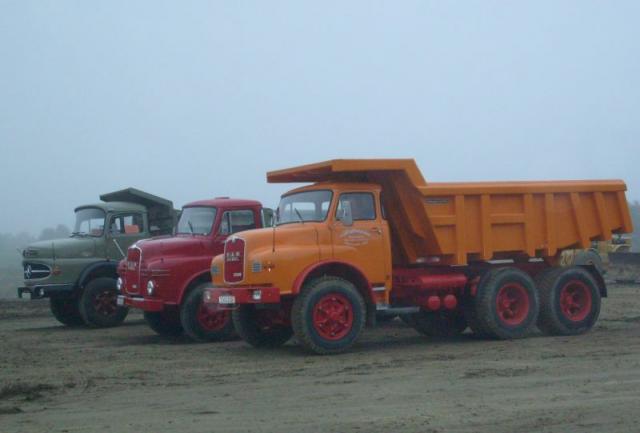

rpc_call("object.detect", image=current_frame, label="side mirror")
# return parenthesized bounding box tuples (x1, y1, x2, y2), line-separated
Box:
(338, 201, 353, 227)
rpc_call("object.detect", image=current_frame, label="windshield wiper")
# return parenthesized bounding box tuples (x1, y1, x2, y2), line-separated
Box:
(187, 220, 195, 235)
(294, 208, 305, 224)
(71, 231, 88, 237)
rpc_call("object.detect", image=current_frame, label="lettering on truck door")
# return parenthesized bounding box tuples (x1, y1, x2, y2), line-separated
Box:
(331, 192, 388, 287)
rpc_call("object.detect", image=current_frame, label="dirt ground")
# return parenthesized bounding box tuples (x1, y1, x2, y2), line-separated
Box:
(1, 285, 639, 433)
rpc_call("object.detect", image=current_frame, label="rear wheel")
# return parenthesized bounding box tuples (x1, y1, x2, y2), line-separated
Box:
(467, 268, 539, 339)
(144, 310, 183, 337)
(233, 305, 293, 348)
(411, 309, 467, 337)
(292, 276, 366, 355)
(536, 266, 601, 336)
(79, 277, 128, 328)
(180, 284, 235, 342)
(49, 296, 84, 326)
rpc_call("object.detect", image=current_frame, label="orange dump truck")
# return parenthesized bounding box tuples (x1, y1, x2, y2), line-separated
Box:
(204, 159, 633, 354)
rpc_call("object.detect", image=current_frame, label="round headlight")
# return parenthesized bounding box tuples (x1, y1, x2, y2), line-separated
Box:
(146, 280, 155, 296)
(116, 277, 123, 292)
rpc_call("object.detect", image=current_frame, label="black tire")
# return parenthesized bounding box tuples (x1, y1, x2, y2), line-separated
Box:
(536, 266, 601, 336)
(573, 250, 605, 275)
(233, 305, 293, 348)
(468, 267, 539, 339)
(79, 277, 128, 328)
(49, 296, 84, 326)
(144, 310, 183, 337)
(292, 276, 366, 355)
(411, 309, 467, 337)
(180, 284, 235, 342)
(463, 288, 488, 338)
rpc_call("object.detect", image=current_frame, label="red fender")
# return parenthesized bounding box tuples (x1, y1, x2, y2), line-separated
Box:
(177, 271, 211, 304)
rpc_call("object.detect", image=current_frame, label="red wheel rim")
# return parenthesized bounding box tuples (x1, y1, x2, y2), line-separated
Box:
(196, 304, 230, 331)
(94, 290, 117, 316)
(312, 293, 354, 340)
(495, 283, 530, 326)
(559, 280, 592, 322)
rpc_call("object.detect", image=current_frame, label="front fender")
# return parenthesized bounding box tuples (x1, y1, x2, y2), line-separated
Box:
(291, 260, 372, 296)
(77, 261, 118, 288)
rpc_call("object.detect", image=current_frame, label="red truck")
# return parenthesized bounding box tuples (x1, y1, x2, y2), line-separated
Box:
(117, 197, 272, 341)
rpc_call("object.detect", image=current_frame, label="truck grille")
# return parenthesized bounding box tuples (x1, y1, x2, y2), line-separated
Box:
(124, 247, 142, 294)
(224, 236, 245, 283)
(23, 263, 50, 280)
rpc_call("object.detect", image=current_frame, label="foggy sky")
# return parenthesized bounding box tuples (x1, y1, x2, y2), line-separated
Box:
(1, 1, 639, 234)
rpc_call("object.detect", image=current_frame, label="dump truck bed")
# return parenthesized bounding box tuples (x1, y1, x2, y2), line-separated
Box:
(100, 187, 178, 236)
(268, 159, 633, 265)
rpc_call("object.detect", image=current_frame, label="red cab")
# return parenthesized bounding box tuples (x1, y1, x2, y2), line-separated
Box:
(117, 198, 271, 341)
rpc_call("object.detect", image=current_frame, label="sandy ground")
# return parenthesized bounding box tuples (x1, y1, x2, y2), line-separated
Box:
(1, 285, 639, 433)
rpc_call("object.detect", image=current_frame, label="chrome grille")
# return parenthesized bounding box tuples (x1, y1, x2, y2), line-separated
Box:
(23, 263, 51, 280)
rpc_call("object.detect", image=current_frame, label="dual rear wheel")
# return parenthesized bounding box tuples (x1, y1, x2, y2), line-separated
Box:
(464, 266, 601, 339)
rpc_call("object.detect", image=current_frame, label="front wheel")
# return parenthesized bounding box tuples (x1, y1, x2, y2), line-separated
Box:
(49, 296, 84, 326)
(144, 310, 183, 337)
(180, 284, 235, 342)
(233, 305, 293, 348)
(79, 277, 128, 328)
(292, 276, 366, 355)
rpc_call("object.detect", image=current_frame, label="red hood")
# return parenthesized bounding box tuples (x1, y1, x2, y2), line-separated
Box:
(135, 235, 211, 261)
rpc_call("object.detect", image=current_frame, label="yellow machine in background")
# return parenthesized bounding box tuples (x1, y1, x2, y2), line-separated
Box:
(562, 234, 637, 282)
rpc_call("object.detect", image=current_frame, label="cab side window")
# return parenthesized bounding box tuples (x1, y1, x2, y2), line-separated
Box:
(110, 214, 144, 236)
(219, 210, 257, 235)
(336, 193, 376, 221)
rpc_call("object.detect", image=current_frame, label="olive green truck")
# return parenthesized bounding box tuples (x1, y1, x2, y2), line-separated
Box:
(18, 188, 177, 327)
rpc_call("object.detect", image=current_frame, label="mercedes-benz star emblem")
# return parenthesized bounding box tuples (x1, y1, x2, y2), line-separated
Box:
(25, 265, 32, 279)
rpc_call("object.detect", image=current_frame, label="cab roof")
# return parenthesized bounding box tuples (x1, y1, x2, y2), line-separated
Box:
(183, 197, 262, 208)
(75, 202, 147, 213)
(285, 181, 381, 196)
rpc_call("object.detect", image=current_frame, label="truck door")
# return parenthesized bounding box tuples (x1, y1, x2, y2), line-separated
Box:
(331, 192, 389, 288)
(106, 213, 146, 259)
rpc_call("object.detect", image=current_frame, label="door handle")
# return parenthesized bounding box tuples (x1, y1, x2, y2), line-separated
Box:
(371, 227, 382, 234)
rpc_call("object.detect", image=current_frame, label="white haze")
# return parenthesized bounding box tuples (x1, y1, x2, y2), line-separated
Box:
(1, 1, 639, 234)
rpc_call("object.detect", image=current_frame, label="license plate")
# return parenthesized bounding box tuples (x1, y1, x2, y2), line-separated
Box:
(218, 295, 236, 305)
(116, 296, 125, 306)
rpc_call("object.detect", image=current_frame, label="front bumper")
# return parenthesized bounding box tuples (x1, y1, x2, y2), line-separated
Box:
(203, 287, 281, 310)
(117, 294, 165, 312)
(18, 283, 74, 300)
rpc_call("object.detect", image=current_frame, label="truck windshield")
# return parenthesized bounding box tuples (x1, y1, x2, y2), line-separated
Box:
(177, 207, 217, 235)
(73, 208, 106, 237)
(277, 190, 333, 225)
